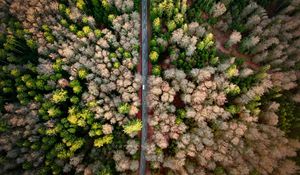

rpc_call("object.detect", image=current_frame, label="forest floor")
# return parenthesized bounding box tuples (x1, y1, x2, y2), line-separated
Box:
(212, 28, 260, 70)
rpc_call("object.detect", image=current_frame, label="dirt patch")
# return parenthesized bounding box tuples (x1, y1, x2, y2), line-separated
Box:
(173, 93, 185, 108)
(212, 27, 260, 70)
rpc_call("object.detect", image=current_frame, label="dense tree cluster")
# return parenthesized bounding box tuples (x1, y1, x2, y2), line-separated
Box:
(0, 0, 141, 174)
(0, 0, 300, 175)
(147, 0, 300, 174)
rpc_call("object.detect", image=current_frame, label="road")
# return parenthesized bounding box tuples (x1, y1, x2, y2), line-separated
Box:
(139, 0, 149, 174)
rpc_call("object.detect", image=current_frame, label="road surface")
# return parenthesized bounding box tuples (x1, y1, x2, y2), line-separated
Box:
(139, 0, 149, 174)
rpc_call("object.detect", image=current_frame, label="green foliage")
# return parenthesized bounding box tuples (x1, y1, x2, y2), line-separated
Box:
(226, 105, 240, 115)
(197, 33, 215, 51)
(82, 26, 91, 35)
(214, 166, 226, 175)
(89, 123, 103, 137)
(97, 168, 113, 175)
(82, 0, 119, 26)
(171, 33, 218, 72)
(69, 24, 78, 33)
(226, 65, 239, 78)
(67, 107, 94, 127)
(0, 18, 39, 109)
(230, 65, 270, 95)
(167, 20, 176, 32)
(76, 0, 86, 10)
(246, 100, 261, 116)
(270, 93, 300, 136)
(76, 31, 85, 38)
(150, 51, 159, 63)
(94, 29, 103, 38)
(70, 96, 80, 104)
(118, 103, 130, 114)
(47, 106, 62, 118)
(152, 65, 162, 76)
(69, 80, 82, 94)
(123, 119, 142, 135)
(113, 61, 120, 69)
(94, 135, 114, 147)
(52, 89, 68, 103)
(0, 120, 8, 133)
(123, 51, 131, 59)
(278, 101, 297, 134)
(78, 68, 88, 79)
(175, 108, 186, 124)
(153, 18, 161, 33)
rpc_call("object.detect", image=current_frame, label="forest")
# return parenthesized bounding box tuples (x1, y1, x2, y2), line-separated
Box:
(0, 0, 299, 175)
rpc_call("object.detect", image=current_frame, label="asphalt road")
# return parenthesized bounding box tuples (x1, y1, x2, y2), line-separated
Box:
(139, 0, 149, 174)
